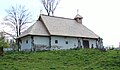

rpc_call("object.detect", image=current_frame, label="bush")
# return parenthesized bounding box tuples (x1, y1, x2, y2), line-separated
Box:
(0, 37, 9, 57)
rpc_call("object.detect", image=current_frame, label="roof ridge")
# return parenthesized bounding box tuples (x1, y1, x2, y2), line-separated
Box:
(41, 14, 74, 20)
(40, 15, 51, 35)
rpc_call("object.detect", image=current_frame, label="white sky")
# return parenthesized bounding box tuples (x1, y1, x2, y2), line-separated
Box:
(0, 0, 120, 47)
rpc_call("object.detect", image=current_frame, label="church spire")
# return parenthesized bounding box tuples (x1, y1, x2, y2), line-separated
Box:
(74, 9, 83, 23)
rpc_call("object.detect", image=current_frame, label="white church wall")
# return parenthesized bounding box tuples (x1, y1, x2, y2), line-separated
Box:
(20, 36, 32, 51)
(51, 36, 78, 50)
(34, 36, 49, 46)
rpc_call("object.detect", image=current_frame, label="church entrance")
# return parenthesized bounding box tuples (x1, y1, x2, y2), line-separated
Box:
(83, 40, 89, 48)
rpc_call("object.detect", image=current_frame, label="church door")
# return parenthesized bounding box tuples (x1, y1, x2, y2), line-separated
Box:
(83, 40, 89, 48)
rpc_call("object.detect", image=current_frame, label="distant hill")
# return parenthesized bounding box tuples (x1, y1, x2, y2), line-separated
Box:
(0, 49, 120, 70)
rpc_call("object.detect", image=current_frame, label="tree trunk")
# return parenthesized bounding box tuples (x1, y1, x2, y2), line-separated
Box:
(48, 13, 50, 16)
(16, 39, 20, 51)
(52, 11, 54, 16)
(0, 47, 4, 57)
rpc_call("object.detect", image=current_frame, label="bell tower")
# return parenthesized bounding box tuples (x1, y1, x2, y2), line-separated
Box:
(74, 10, 83, 23)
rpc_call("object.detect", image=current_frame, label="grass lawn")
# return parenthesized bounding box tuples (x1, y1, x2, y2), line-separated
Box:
(0, 49, 120, 70)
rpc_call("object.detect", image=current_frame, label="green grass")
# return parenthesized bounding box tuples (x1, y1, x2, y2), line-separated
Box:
(0, 49, 120, 70)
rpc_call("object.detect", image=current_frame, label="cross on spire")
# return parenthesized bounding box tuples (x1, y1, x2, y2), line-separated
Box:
(77, 9, 79, 14)
(40, 9, 42, 14)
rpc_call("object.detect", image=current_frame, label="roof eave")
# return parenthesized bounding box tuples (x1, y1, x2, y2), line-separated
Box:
(16, 34, 50, 39)
(50, 34, 99, 39)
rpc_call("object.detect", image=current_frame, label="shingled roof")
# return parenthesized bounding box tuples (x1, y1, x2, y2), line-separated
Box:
(18, 14, 99, 39)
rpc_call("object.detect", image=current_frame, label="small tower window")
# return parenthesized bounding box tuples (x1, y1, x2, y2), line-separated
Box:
(55, 40, 58, 44)
(66, 41, 68, 44)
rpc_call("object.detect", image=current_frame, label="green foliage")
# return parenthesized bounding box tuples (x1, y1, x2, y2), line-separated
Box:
(0, 37, 9, 48)
(0, 49, 120, 70)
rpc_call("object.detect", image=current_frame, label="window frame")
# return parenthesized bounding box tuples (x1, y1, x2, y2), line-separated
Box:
(55, 40, 58, 44)
(66, 41, 68, 44)
(26, 40, 28, 44)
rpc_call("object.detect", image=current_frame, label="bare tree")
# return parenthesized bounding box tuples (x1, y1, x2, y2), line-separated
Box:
(41, 0, 60, 16)
(4, 5, 32, 50)
(4, 5, 32, 37)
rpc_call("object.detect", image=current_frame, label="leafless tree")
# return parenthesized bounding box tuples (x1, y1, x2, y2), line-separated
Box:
(4, 5, 32, 37)
(4, 5, 32, 51)
(41, 0, 60, 16)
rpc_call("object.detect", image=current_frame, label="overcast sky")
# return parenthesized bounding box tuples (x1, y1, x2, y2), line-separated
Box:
(0, 0, 120, 47)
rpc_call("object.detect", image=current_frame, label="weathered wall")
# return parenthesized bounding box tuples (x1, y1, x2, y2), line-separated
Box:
(88, 39, 97, 48)
(33, 36, 50, 50)
(51, 36, 78, 50)
(34, 36, 49, 46)
(20, 35, 97, 51)
(20, 36, 32, 51)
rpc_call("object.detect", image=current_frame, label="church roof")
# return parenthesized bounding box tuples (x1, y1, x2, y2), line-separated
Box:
(18, 20, 49, 38)
(18, 14, 99, 39)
